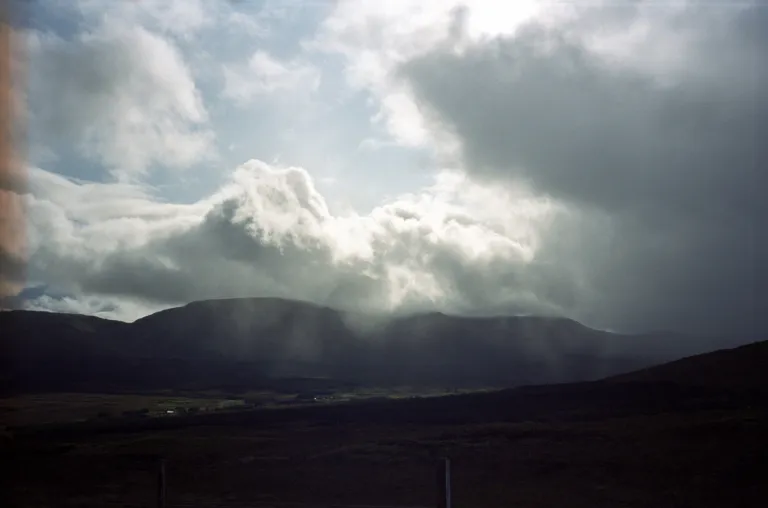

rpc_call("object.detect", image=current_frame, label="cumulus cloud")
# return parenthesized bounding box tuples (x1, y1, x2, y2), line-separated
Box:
(312, 0, 548, 146)
(311, 1, 767, 335)
(409, 4, 767, 334)
(22, 159, 581, 322)
(24, 18, 214, 177)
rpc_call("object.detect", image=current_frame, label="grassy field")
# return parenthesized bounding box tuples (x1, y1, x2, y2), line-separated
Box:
(0, 385, 479, 427)
(0, 393, 246, 426)
(3, 383, 767, 508)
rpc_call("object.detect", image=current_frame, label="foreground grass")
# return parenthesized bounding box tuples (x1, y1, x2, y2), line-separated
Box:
(3, 385, 767, 508)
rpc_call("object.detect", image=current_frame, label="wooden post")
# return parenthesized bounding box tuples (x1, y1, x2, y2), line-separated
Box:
(157, 457, 166, 508)
(436, 457, 451, 508)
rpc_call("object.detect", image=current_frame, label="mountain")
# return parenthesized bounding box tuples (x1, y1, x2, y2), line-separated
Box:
(605, 339, 768, 388)
(0, 297, 744, 394)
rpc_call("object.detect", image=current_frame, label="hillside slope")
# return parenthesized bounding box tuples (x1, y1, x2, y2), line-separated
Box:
(605, 339, 768, 388)
(0, 297, 741, 393)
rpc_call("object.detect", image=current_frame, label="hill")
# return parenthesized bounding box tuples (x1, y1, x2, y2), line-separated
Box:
(0, 297, 743, 393)
(605, 338, 768, 388)
(4, 319, 767, 508)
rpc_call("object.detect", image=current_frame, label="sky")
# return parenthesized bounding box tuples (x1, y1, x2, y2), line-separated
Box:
(1, 0, 766, 336)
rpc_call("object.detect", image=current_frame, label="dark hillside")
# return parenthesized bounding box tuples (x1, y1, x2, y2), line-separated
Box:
(1, 298, 748, 393)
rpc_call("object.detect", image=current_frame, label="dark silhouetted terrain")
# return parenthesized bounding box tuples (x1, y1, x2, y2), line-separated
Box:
(2, 338, 767, 507)
(606, 339, 768, 388)
(0, 297, 741, 393)
(3, 299, 765, 506)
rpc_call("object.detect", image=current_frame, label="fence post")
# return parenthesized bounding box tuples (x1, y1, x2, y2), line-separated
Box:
(436, 457, 451, 508)
(157, 457, 166, 508)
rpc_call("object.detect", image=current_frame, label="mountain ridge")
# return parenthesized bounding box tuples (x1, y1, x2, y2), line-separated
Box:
(0, 296, 750, 394)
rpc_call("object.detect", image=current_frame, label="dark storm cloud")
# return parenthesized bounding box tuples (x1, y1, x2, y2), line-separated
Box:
(400, 5, 768, 335)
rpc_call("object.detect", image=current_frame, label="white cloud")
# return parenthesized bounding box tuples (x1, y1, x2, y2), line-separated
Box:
(24, 159, 579, 322)
(24, 17, 215, 178)
(312, 0, 763, 150)
(22, 293, 173, 322)
(223, 51, 321, 103)
(228, 11, 269, 38)
(311, 0, 548, 146)
(74, 0, 216, 39)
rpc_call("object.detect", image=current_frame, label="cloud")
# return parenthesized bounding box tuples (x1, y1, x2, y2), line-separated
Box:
(24, 18, 214, 177)
(311, 0, 548, 146)
(13, 0, 767, 338)
(306, 1, 768, 335)
(394, 3, 768, 334)
(22, 292, 174, 321)
(71, 0, 217, 39)
(23, 159, 579, 323)
(223, 51, 320, 103)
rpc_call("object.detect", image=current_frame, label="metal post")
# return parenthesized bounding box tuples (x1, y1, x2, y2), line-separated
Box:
(157, 458, 166, 508)
(445, 457, 451, 508)
(436, 457, 452, 508)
